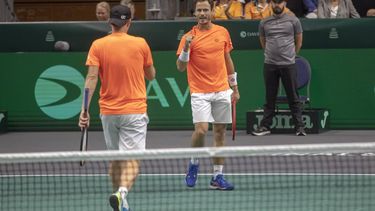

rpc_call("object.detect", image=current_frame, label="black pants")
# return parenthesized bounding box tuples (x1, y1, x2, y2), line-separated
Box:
(260, 63, 304, 129)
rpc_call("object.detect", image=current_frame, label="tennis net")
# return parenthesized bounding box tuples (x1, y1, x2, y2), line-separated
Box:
(1, 142, 375, 211)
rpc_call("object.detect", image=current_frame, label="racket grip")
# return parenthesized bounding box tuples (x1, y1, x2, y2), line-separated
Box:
(83, 88, 89, 111)
(232, 100, 236, 141)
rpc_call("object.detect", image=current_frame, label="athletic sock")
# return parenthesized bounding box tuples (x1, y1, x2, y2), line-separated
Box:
(213, 165, 223, 178)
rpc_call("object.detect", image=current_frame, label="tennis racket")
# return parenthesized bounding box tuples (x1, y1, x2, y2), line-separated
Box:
(80, 88, 89, 166)
(231, 100, 236, 141)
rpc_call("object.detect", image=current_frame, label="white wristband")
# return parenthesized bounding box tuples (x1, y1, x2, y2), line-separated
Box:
(178, 50, 190, 62)
(228, 72, 238, 86)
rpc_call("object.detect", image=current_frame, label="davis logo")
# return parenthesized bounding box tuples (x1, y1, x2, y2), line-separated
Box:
(34, 65, 84, 120)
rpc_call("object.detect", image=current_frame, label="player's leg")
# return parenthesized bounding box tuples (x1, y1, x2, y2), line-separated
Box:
(212, 123, 225, 176)
(116, 113, 148, 191)
(108, 114, 148, 211)
(185, 122, 208, 187)
(186, 93, 213, 187)
(192, 122, 208, 148)
(191, 92, 213, 140)
(101, 114, 122, 190)
(101, 115, 124, 211)
(209, 90, 234, 190)
(109, 160, 138, 211)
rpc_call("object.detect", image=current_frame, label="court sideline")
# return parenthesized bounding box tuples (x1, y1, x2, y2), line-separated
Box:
(0, 130, 374, 153)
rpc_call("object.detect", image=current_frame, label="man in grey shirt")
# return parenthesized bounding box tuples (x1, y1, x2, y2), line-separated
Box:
(252, 0, 306, 136)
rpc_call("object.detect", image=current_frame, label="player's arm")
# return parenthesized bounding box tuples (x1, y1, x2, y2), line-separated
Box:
(144, 65, 156, 80)
(176, 35, 193, 72)
(225, 52, 240, 102)
(79, 66, 99, 128)
(295, 33, 303, 54)
(259, 35, 266, 49)
(176, 56, 187, 72)
(143, 40, 156, 80)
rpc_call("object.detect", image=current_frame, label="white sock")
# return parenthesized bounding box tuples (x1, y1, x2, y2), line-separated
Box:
(118, 186, 128, 199)
(190, 157, 199, 165)
(213, 165, 223, 178)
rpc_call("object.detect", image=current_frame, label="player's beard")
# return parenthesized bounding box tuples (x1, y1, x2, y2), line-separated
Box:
(198, 16, 210, 25)
(272, 6, 284, 15)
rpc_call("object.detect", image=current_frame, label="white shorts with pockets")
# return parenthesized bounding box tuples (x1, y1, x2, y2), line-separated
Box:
(191, 89, 233, 124)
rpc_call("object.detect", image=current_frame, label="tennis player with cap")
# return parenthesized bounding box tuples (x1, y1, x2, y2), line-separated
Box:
(176, 0, 240, 190)
(78, 5, 156, 211)
(252, 0, 306, 136)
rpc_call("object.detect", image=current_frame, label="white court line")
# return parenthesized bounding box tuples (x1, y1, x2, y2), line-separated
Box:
(2, 173, 375, 177)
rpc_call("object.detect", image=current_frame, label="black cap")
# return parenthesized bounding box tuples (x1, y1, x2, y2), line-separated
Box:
(109, 5, 131, 27)
(271, 0, 285, 3)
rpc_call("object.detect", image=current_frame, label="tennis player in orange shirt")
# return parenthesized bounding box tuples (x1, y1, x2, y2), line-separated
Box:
(79, 5, 156, 211)
(176, 0, 240, 191)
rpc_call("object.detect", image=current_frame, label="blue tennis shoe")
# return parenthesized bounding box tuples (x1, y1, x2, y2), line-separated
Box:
(209, 174, 234, 190)
(185, 161, 199, 187)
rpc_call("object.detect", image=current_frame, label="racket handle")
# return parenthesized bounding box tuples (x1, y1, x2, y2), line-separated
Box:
(83, 88, 89, 111)
(232, 100, 236, 141)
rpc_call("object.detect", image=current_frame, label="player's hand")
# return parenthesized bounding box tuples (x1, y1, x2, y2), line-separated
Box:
(183, 35, 194, 52)
(78, 111, 90, 128)
(231, 86, 240, 103)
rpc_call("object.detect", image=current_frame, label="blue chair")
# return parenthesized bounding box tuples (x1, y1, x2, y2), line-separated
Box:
(276, 56, 311, 107)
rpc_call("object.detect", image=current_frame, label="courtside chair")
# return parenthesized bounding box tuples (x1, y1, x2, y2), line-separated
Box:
(276, 56, 311, 110)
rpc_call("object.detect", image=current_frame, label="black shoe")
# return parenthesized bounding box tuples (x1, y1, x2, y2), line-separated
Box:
(252, 126, 271, 136)
(296, 127, 307, 136)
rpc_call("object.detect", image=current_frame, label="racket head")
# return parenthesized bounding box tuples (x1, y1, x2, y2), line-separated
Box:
(232, 100, 236, 141)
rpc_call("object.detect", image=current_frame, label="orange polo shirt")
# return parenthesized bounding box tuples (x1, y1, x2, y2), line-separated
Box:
(177, 24, 232, 94)
(86, 32, 153, 115)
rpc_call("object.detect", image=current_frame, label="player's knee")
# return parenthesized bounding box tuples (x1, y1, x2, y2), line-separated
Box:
(194, 126, 208, 136)
(214, 131, 226, 140)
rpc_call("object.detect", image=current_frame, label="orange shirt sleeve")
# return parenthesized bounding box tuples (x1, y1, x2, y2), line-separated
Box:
(142, 39, 153, 68)
(176, 35, 187, 56)
(224, 29, 233, 53)
(86, 41, 100, 67)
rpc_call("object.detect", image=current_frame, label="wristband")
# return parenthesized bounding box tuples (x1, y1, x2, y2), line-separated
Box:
(228, 72, 238, 86)
(178, 50, 190, 62)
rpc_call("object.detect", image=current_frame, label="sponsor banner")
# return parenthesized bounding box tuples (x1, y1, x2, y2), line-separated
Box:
(0, 49, 374, 130)
(1, 19, 375, 52)
(246, 109, 329, 134)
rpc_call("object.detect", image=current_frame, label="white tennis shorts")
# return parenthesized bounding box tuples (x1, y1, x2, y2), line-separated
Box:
(191, 89, 233, 124)
(100, 113, 149, 151)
